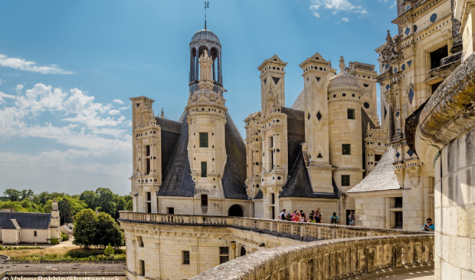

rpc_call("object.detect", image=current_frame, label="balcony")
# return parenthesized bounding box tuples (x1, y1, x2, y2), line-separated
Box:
(118, 211, 430, 241)
(119, 211, 433, 279)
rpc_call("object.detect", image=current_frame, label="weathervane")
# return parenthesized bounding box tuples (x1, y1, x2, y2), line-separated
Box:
(204, 2, 209, 30)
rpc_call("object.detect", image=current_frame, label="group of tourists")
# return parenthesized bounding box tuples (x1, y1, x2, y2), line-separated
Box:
(278, 208, 349, 224)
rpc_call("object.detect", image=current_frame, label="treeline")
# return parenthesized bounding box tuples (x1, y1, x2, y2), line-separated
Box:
(1, 188, 132, 224)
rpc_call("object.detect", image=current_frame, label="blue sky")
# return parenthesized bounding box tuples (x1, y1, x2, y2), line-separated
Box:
(0, 0, 398, 195)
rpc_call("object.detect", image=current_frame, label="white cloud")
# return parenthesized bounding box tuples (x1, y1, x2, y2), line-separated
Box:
(310, 0, 368, 16)
(390, 1, 396, 8)
(109, 109, 120, 115)
(0, 54, 73, 74)
(0, 83, 130, 144)
(310, 4, 321, 17)
(0, 78, 2, 84)
(0, 92, 15, 104)
(113, 99, 125, 104)
(342, 17, 349, 22)
(15, 84, 24, 93)
(0, 82, 132, 193)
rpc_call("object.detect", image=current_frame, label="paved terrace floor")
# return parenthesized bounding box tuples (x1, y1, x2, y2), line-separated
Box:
(374, 270, 434, 280)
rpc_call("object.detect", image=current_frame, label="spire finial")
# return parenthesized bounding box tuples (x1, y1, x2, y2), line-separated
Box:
(204, 2, 209, 30)
(160, 108, 164, 118)
(386, 30, 392, 41)
(339, 56, 346, 73)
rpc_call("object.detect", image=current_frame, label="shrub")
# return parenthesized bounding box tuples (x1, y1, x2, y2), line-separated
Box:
(50, 238, 59, 245)
(104, 244, 114, 256)
(61, 232, 69, 241)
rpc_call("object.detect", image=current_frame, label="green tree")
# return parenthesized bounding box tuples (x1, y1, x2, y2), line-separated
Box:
(59, 198, 74, 224)
(104, 244, 114, 256)
(21, 198, 32, 209)
(73, 209, 98, 249)
(95, 212, 123, 248)
(79, 190, 98, 210)
(20, 189, 34, 201)
(95, 188, 116, 216)
(4, 189, 21, 201)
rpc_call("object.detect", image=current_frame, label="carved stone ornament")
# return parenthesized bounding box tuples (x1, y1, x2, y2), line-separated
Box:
(381, 31, 401, 63)
(407, 165, 421, 186)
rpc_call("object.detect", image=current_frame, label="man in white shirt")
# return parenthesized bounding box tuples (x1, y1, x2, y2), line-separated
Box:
(279, 209, 286, 220)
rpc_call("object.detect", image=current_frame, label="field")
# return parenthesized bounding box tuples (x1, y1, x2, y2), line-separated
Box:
(1, 239, 121, 259)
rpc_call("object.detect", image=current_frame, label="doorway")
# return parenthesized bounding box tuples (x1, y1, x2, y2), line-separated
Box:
(228, 205, 244, 217)
(240, 246, 246, 256)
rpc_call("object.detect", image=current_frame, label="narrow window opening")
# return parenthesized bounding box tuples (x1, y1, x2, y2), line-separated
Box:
(347, 109, 355, 120)
(201, 162, 207, 177)
(395, 197, 403, 208)
(201, 194, 208, 207)
(199, 132, 209, 148)
(34, 231, 37, 237)
(342, 144, 351, 155)
(341, 175, 350, 186)
(139, 260, 145, 276)
(219, 247, 230, 264)
(430, 45, 448, 69)
(167, 207, 174, 214)
(146, 145, 150, 156)
(183, 251, 190, 265)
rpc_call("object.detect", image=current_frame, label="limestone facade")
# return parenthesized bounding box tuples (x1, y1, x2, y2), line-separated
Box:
(124, 24, 389, 279)
(347, 0, 459, 231)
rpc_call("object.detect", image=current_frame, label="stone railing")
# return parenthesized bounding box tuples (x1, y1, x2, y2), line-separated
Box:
(119, 211, 430, 241)
(191, 234, 434, 280)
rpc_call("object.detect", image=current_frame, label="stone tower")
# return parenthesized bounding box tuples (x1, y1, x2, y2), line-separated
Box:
(257, 55, 288, 113)
(327, 57, 364, 214)
(185, 49, 227, 200)
(299, 52, 336, 193)
(50, 199, 60, 227)
(129, 96, 161, 213)
(348, 61, 379, 126)
(189, 29, 223, 95)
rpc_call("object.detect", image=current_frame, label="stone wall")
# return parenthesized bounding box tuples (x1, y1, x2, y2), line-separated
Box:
(192, 234, 434, 280)
(434, 133, 475, 280)
(414, 48, 475, 280)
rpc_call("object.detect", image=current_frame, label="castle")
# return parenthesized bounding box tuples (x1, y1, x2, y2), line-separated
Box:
(129, 27, 384, 226)
(121, 0, 475, 279)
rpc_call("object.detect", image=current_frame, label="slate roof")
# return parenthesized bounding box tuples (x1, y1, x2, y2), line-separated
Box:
(348, 147, 401, 193)
(279, 150, 339, 198)
(0, 212, 51, 229)
(156, 117, 181, 179)
(221, 112, 248, 199)
(156, 113, 195, 197)
(157, 112, 248, 199)
(405, 99, 428, 157)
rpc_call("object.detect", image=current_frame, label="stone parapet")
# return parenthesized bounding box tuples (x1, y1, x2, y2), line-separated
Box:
(118, 211, 430, 242)
(191, 234, 434, 280)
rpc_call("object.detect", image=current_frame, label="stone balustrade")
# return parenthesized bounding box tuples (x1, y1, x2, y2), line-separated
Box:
(191, 234, 434, 280)
(119, 211, 430, 241)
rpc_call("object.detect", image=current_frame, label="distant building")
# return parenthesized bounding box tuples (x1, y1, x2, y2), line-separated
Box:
(0, 199, 61, 245)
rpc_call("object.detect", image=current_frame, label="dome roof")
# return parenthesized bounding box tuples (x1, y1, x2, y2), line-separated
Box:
(328, 72, 361, 89)
(191, 29, 220, 44)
